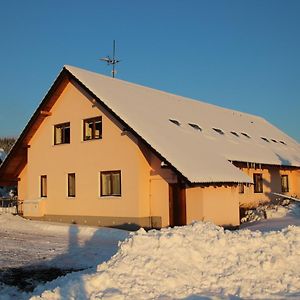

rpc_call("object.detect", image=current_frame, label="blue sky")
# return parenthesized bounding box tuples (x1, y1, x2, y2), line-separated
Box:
(0, 0, 299, 142)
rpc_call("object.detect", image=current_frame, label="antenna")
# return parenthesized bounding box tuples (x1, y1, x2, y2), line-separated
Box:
(100, 40, 120, 78)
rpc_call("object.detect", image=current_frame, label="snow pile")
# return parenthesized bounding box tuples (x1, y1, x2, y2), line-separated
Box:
(32, 222, 300, 300)
(241, 198, 300, 223)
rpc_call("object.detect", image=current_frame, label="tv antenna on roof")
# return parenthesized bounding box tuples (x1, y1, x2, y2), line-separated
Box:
(100, 40, 120, 78)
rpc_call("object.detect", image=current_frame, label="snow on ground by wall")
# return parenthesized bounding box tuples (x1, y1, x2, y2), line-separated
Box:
(241, 198, 300, 223)
(1, 213, 300, 300)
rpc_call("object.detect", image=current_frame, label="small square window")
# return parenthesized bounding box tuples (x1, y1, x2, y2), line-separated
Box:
(54, 122, 70, 145)
(68, 173, 76, 197)
(100, 171, 121, 197)
(83, 117, 102, 141)
(281, 175, 289, 193)
(253, 173, 263, 193)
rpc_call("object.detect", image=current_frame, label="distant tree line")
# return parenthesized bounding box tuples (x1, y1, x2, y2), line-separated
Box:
(0, 137, 16, 153)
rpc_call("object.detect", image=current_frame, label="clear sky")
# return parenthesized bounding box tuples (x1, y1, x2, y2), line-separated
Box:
(0, 0, 299, 142)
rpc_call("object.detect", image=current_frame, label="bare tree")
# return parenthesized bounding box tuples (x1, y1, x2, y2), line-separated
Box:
(0, 137, 16, 153)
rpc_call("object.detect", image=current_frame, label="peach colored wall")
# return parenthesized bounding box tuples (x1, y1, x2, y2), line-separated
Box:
(149, 153, 177, 227)
(18, 165, 27, 201)
(23, 81, 153, 219)
(186, 186, 239, 226)
(186, 187, 203, 223)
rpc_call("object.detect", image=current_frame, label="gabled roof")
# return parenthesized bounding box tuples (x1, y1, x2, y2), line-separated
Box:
(1, 65, 300, 185)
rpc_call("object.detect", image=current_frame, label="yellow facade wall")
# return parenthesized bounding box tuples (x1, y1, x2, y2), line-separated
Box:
(186, 186, 239, 227)
(24, 81, 150, 220)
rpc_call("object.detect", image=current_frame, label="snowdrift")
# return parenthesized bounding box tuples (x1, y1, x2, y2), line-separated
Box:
(32, 222, 300, 300)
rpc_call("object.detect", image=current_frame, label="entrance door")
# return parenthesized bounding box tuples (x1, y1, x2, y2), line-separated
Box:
(169, 184, 186, 226)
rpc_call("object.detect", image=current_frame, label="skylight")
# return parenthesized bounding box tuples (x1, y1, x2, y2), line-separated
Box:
(212, 128, 224, 135)
(241, 132, 251, 138)
(169, 119, 180, 126)
(188, 123, 202, 131)
(271, 139, 278, 143)
(280, 141, 287, 145)
(230, 131, 239, 137)
(261, 137, 270, 143)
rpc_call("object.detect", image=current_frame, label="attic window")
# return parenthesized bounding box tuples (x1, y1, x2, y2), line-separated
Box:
(169, 119, 180, 126)
(280, 141, 287, 145)
(230, 131, 239, 137)
(188, 123, 202, 131)
(212, 128, 224, 135)
(271, 139, 278, 143)
(261, 137, 270, 143)
(241, 132, 251, 138)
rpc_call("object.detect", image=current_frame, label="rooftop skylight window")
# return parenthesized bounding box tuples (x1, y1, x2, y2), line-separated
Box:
(212, 128, 224, 135)
(280, 141, 287, 145)
(169, 119, 180, 126)
(261, 137, 270, 142)
(241, 132, 251, 138)
(188, 123, 202, 131)
(271, 139, 278, 143)
(230, 131, 239, 137)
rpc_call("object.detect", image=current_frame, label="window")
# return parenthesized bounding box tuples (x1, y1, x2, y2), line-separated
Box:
(100, 171, 121, 196)
(54, 122, 70, 145)
(231, 131, 239, 137)
(253, 173, 263, 193)
(83, 117, 102, 140)
(241, 132, 251, 138)
(261, 137, 269, 143)
(238, 183, 244, 194)
(68, 173, 76, 197)
(279, 141, 287, 145)
(169, 119, 180, 126)
(212, 128, 224, 135)
(281, 175, 289, 193)
(271, 139, 278, 143)
(188, 123, 202, 131)
(40, 175, 47, 197)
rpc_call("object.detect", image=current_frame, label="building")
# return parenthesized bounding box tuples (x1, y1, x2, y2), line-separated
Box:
(0, 65, 299, 228)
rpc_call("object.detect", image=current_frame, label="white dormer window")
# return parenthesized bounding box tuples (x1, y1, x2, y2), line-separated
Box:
(169, 119, 180, 126)
(188, 123, 202, 131)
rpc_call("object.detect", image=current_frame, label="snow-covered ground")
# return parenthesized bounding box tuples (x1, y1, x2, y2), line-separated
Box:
(0, 206, 300, 300)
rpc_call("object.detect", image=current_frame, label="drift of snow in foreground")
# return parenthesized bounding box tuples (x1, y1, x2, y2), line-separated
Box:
(31, 222, 300, 300)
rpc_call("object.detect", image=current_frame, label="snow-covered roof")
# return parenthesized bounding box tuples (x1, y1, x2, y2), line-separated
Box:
(65, 65, 300, 184)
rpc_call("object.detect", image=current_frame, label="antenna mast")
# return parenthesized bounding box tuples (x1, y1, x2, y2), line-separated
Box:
(100, 40, 120, 78)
